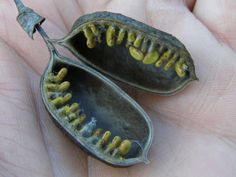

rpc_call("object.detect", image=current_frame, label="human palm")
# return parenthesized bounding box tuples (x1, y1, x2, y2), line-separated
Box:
(0, 0, 236, 177)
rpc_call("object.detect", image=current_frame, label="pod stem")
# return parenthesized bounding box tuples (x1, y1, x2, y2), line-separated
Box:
(14, 0, 58, 55)
(14, 0, 24, 12)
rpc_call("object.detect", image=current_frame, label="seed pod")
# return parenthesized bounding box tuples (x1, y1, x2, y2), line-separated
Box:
(57, 12, 198, 95)
(15, 1, 197, 167)
(38, 52, 153, 166)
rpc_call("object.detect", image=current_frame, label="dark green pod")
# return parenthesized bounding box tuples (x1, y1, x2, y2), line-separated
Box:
(54, 11, 198, 95)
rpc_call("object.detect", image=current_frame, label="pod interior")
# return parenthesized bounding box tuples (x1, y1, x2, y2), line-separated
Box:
(56, 12, 198, 95)
(41, 56, 152, 166)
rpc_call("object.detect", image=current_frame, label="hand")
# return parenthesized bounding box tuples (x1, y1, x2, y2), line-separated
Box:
(0, 0, 236, 177)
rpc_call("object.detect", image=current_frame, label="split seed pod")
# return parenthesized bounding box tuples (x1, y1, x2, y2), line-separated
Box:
(14, 0, 197, 167)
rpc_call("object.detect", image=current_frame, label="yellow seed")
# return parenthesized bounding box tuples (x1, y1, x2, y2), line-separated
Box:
(83, 27, 93, 39)
(88, 24, 98, 35)
(102, 131, 111, 143)
(45, 83, 59, 91)
(164, 53, 179, 71)
(105, 136, 122, 153)
(134, 34, 143, 48)
(79, 113, 86, 121)
(111, 136, 122, 148)
(58, 81, 70, 92)
(62, 93, 72, 103)
(118, 139, 132, 157)
(45, 81, 70, 92)
(92, 128, 103, 137)
(52, 93, 72, 107)
(116, 28, 125, 45)
(175, 67, 185, 77)
(67, 113, 77, 121)
(88, 24, 102, 43)
(71, 118, 80, 127)
(88, 128, 102, 143)
(69, 103, 79, 113)
(60, 105, 70, 115)
(71, 114, 86, 127)
(60, 103, 79, 117)
(83, 27, 96, 48)
(129, 46, 144, 61)
(88, 128, 102, 144)
(77, 114, 86, 126)
(78, 114, 86, 124)
(96, 131, 111, 148)
(141, 38, 149, 53)
(126, 31, 136, 47)
(106, 25, 116, 47)
(56, 68, 68, 82)
(47, 73, 56, 83)
(128, 31, 136, 43)
(175, 58, 187, 78)
(51, 97, 64, 107)
(155, 50, 172, 67)
(143, 51, 159, 64)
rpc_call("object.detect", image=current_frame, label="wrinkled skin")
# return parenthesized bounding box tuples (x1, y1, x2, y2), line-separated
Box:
(0, 0, 236, 177)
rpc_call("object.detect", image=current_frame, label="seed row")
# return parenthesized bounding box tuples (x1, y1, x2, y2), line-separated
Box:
(81, 23, 188, 78)
(45, 67, 132, 159)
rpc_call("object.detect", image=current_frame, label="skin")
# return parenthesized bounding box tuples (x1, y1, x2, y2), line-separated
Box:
(0, 0, 236, 177)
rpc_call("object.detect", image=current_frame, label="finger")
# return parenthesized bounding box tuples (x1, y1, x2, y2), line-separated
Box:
(0, 39, 53, 177)
(77, 0, 111, 14)
(105, 0, 148, 23)
(193, 0, 236, 51)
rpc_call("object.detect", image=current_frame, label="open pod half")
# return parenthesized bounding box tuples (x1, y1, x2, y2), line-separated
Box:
(54, 12, 198, 95)
(41, 52, 153, 166)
